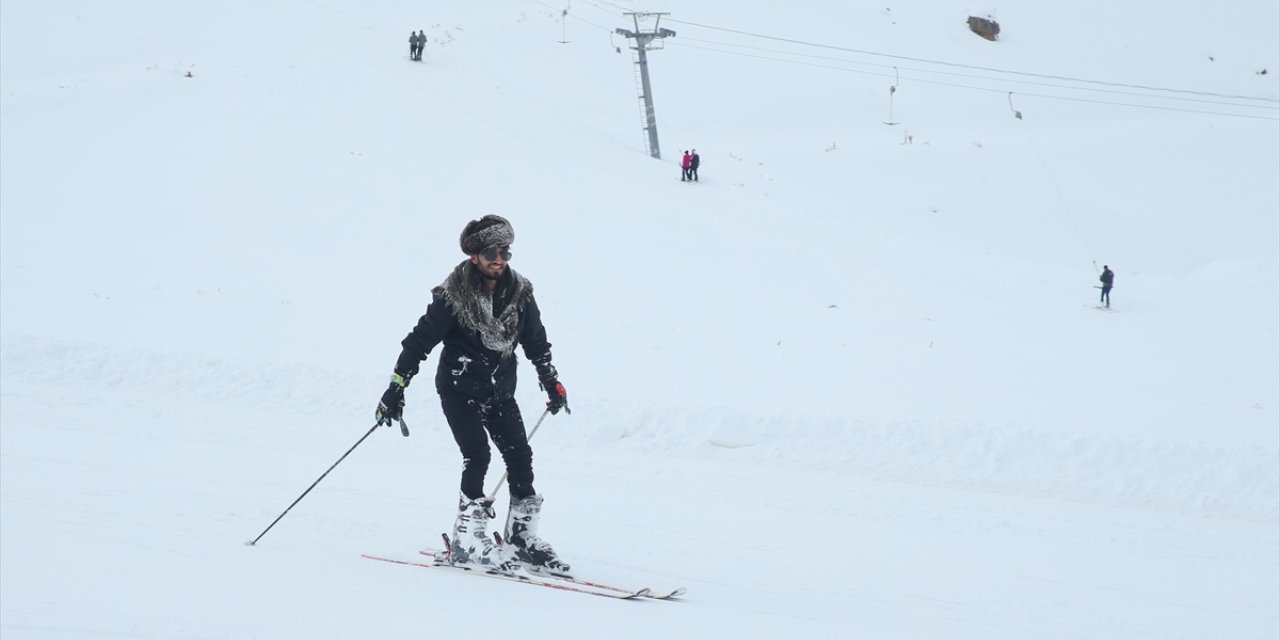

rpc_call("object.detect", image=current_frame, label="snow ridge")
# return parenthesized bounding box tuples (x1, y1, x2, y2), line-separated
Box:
(8, 335, 1274, 522)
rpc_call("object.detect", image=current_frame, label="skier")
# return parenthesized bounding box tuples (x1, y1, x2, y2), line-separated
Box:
(415, 30, 426, 60)
(408, 31, 419, 60)
(689, 149, 700, 182)
(681, 150, 692, 181)
(1099, 265, 1114, 308)
(375, 215, 572, 576)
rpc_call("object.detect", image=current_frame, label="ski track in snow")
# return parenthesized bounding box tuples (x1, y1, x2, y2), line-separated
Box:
(2, 336, 1277, 639)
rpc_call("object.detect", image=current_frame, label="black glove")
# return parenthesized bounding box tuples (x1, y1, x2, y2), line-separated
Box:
(542, 378, 570, 415)
(376, 373, 407, 428)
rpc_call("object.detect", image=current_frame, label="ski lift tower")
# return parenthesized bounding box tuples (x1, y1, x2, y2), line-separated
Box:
(616, 12, 675, 160)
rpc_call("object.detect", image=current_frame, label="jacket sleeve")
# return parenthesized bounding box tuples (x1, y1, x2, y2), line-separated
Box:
(393, 292, 455, 385)
(519, 296, 558, 383)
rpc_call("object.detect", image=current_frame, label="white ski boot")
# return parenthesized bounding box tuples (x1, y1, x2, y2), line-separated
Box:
(436, 493, 520, 574)
(503, 494, 572, 576)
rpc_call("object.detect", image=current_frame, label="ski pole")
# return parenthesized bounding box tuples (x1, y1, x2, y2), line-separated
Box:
(245, 421, 384, 546)
(485, 408, 551, 500)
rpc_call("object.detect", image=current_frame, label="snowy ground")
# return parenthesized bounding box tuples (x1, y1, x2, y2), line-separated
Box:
(2, 0, 1277, 638)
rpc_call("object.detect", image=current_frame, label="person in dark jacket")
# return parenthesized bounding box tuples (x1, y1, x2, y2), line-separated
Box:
(376, 214, 571, 576)
(408, 31, 419, 60)
(690, 149, 700, 182)
(1099, 265, 1114, 308)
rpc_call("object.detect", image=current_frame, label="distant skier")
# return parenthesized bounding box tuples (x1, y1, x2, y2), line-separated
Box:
(408, 31, 419, 60)
(415, 30, 426, 60)
(374, 215, 572, 577)
(1099, 265, 1114, 308)
(681, 150, 692, 182)
(689, 149, 701, 182)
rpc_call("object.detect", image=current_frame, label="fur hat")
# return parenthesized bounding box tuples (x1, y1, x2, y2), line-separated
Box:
(459, 214, 514, 255)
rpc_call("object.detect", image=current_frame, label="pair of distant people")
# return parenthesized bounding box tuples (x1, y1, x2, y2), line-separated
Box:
(680, 149, 700, 182)
(408, 31, 426, 61)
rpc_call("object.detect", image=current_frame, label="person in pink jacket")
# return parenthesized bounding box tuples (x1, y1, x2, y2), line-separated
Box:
(681, 150, 692, 182)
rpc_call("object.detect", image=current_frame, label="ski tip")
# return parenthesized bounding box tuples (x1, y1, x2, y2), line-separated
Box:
(244, 540, 256, 546)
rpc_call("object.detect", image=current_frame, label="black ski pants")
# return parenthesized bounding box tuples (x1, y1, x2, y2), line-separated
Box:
(440, 392, 535, 501)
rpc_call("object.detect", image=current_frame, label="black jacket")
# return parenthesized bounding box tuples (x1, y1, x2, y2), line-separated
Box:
(690, 153, 700, 169)
(1100, 269, 1114, 287)
(394, 264, 555, 402)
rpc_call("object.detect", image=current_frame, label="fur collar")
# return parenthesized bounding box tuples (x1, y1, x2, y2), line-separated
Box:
(434, 260, 533, 356)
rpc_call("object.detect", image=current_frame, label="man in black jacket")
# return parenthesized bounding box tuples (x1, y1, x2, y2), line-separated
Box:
(690, 149, 700, 182)
(1099, 265, 1114, 308)
(376, 214, 571, 576)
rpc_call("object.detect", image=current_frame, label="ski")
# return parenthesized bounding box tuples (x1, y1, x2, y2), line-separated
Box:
(419, 549, 685, 600)
(362, 554, 650, 600)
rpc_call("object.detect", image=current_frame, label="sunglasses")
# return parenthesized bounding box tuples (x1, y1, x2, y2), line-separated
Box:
(481, 246, 512, 261)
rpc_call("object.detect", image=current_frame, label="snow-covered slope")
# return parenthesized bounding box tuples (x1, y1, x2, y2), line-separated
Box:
(2, 1, 1277, 638)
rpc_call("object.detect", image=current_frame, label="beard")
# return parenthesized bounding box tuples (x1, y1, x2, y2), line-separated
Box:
(479, 264, 505, 281)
